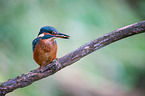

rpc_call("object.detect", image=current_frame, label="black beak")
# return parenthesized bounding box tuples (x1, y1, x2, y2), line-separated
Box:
(54, 32, 70, 39)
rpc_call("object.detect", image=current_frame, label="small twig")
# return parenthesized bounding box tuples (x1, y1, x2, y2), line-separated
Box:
(0, 21, 145, 96)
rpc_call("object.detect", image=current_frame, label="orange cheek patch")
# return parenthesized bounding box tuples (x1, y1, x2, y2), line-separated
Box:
(44, 32, 54, 36)
(52, 31, 57, 35)
(43, 32, 50, 35)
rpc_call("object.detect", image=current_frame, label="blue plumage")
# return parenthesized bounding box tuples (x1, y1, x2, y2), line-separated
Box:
(32, 38, 41, 51)
(33, 26, 69, 52)
(38, 26, 58, 36)
(42, 34, 54, 39)
(32, 26, 69, 69)
(32, 35, 55, 51)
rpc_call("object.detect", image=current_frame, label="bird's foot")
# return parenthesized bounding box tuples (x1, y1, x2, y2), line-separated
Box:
(38, 66, 43, 73)
(52, 58, 62, 70)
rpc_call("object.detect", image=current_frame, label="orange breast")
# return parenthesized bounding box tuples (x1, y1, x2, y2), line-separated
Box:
(33, 39, 57, 67)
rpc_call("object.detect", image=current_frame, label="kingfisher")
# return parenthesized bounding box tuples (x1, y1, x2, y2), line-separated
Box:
(32, 26, 70, 69)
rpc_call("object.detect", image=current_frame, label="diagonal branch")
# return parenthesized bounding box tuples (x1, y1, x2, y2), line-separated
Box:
(0, 21, 145, 96)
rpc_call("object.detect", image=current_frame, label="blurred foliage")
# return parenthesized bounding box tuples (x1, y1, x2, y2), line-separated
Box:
(0, 0, 145, 96)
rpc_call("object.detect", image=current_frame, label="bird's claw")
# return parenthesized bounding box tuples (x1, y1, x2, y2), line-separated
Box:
(52, 58, 62, 70)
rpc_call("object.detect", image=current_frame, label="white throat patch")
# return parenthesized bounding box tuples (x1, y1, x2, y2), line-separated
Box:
(38, 33, 45, 37)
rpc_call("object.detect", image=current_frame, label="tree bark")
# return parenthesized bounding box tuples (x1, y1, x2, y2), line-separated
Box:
(0, 21, 145, 96)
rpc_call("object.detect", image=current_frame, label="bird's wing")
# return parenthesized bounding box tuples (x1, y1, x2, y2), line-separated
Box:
(32, 38, 41, 51)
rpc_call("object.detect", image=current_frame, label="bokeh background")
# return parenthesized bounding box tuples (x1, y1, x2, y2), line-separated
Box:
(0, 0, 145, 96)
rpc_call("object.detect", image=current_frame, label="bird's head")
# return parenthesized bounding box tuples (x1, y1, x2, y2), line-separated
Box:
(38, 26, 70, 39)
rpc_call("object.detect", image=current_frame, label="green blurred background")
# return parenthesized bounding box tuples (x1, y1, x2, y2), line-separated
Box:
(0, 0, 145, 96)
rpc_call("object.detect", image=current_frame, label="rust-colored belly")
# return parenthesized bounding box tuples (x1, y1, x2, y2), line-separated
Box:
(33, 39, 57, 67)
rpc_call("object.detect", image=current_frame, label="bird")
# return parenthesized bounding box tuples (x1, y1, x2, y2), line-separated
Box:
(32, 26, 70, 69)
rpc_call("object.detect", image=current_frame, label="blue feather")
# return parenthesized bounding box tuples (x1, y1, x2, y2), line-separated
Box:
(32, 38, 41, 51)
(42, 35, 54, 39)
(38, 26, 58, 36)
